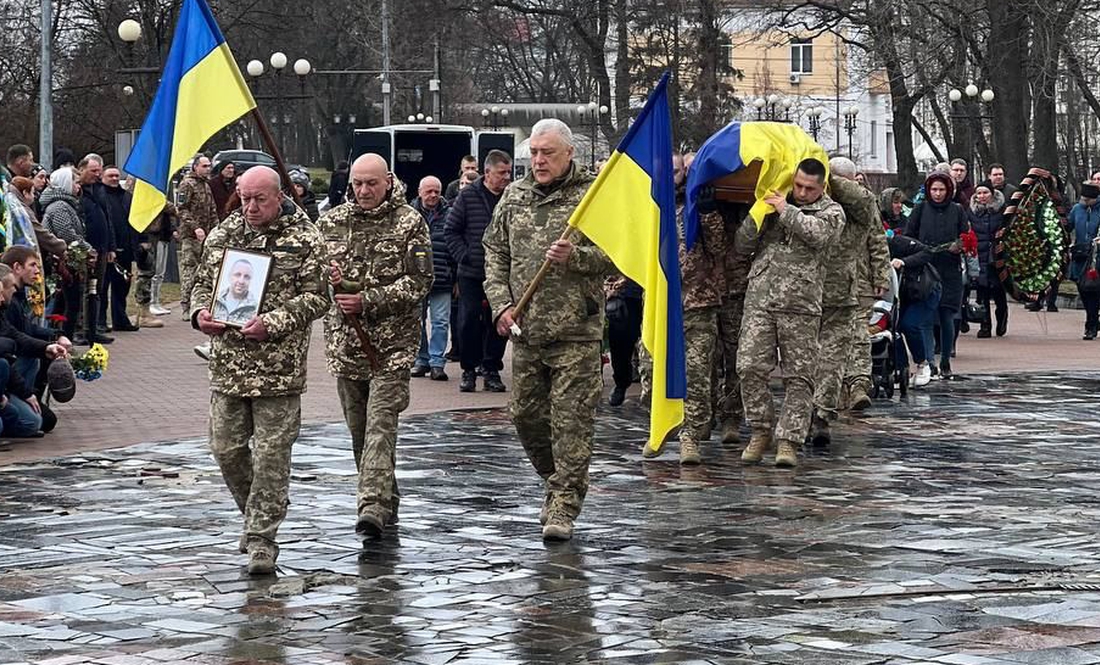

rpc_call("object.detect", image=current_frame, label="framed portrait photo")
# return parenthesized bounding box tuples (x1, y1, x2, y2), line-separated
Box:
(210, 248, 272, 328)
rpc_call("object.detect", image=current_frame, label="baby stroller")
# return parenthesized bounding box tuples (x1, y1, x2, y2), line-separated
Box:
(869, 268, 905, 398)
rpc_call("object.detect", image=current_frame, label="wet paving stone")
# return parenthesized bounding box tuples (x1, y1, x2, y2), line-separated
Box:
(3, 372, 1100, 662)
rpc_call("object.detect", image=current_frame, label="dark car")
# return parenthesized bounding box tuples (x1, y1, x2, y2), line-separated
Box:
(212, 149, 305, 175)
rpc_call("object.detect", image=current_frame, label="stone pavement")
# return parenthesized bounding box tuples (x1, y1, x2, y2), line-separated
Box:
(3, 372, 1100, 663)
(0, 300, 1094, 465)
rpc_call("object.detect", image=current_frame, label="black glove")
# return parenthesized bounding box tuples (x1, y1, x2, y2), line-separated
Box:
(696, 185, 718, 215)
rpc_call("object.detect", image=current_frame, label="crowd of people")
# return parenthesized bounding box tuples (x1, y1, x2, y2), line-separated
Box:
(5, 120, 1098, 574)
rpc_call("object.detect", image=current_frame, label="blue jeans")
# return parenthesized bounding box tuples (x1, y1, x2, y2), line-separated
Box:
(898, 286, 941, 364)
(416, 291, 452, 369)
(14, 357, 39, 393)
(0, 362, 42, 437)
(936, 306, 956, 367)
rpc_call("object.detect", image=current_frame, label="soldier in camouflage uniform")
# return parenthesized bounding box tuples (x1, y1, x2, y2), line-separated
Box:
(738, 159, 845, 468)
(483, 119, 612, 542)
(177, 155, 219, 319)
(641, 154, 726, 465)
(843, 190, 891, 411)
(322, 153, 433, 541)
(191, 166, 329, 576)
(809, 158, 889, 445)
(715, 202, 754, 444)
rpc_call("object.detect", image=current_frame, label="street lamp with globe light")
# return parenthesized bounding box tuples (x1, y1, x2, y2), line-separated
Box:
(843, 105, 859, 158)
(806, 107, 824, 141)
(577, 102, 609, 170)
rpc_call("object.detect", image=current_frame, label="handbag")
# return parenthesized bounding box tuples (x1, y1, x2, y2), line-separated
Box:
(1078, 245, 1100, 294)
(965, 299, 987, 323)
(903, 262, 942, 303)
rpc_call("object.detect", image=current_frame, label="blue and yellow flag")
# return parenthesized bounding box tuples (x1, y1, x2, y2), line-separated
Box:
(124, 0, 255, 231)
(567, 73, 685, 454)
(683, 121, 828, 247)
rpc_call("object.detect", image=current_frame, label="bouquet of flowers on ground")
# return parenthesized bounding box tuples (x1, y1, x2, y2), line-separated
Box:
(71, 343, 109, 381)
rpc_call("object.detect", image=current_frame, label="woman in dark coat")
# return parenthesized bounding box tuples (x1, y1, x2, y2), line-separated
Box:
(904, 171, 968, 377)
(967, 183, 1007, 337)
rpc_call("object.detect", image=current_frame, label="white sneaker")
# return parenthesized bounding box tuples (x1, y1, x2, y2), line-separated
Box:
(914, 363, 932, 387)
(149, 304, 171, 316)
(194, 344, 211, 361)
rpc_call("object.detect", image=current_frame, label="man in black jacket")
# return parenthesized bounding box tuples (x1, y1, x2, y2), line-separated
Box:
(443, 149, 512, 392)
(100, 165, 139, 333)
(76, 154, 115, 344)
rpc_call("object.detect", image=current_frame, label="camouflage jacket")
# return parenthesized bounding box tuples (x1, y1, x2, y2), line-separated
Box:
(740, 193, 846, 316)
(678, 203, 727, 310)
(823, 176, 890, 307)
(483, 163, 613, 345)
(722, 204, 755, 298)
(321, 180, 433, 379)
(177, 174, 219, 241)
(191, 201, 329, 397)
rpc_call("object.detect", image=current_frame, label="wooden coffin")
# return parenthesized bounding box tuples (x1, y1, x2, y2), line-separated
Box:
(711, 159, 763, 203)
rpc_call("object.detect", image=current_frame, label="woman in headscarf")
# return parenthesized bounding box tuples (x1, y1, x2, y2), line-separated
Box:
(40, 168, 91, 342)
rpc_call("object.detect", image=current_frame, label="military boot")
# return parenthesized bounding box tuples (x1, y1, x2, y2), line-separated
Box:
(809, 416, 831, 448)
(356, 508, 386, 541)
(542, 507, 574, 541)
(775, 440, 799, 468)
(741, 430, 772, 464)
(137, 305, 164, 328)
(679, 439, 701, 465)
(246, 542, 278, 576)
(721, 419, 741, 444)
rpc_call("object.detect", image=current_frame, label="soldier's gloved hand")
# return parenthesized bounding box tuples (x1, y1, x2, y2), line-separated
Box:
(197, 309, 227, 336)
(696, 185, 718, 215)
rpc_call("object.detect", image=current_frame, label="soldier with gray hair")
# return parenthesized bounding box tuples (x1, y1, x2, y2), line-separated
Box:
(483, 118, 613, 541)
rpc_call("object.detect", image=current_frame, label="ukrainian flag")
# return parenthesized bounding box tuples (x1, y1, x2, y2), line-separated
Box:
(124, 0, 256, 231)
(683, 121, 828, 247)
(567, 73, 685, 454)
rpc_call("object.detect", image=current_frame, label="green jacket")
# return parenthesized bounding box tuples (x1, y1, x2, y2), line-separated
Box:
(192, 201, 330, 397)
(321, 179, 433, 379)
(483, 163, 614, 345)
(740, 192, 846, 316)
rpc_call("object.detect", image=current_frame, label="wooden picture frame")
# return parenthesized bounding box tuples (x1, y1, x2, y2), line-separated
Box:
(209, 248, 272, 328)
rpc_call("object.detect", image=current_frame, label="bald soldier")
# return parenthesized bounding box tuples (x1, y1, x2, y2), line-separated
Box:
(191, 166, 329, 575)
(322, 154, 433, 542)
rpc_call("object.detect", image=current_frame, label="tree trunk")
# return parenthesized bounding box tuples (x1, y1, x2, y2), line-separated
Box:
(986, 0, 1030, 182)
(613, 0, 630, 139)
(1030, 24, 1059, 171)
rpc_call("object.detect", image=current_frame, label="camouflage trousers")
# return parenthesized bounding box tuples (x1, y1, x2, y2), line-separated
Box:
(737, 306, 821, 445)
(715, 295, 745, 427)
(813, 305, 859, 422)
(842, 298, 875, 402)
(178, 239, 202, 310)
(133, 244, 156, 306)
(209, 391, 301, 550)
(511, 340, 601, 520)
(336, 371, 410, 525)
(680, 307, 718, 443)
